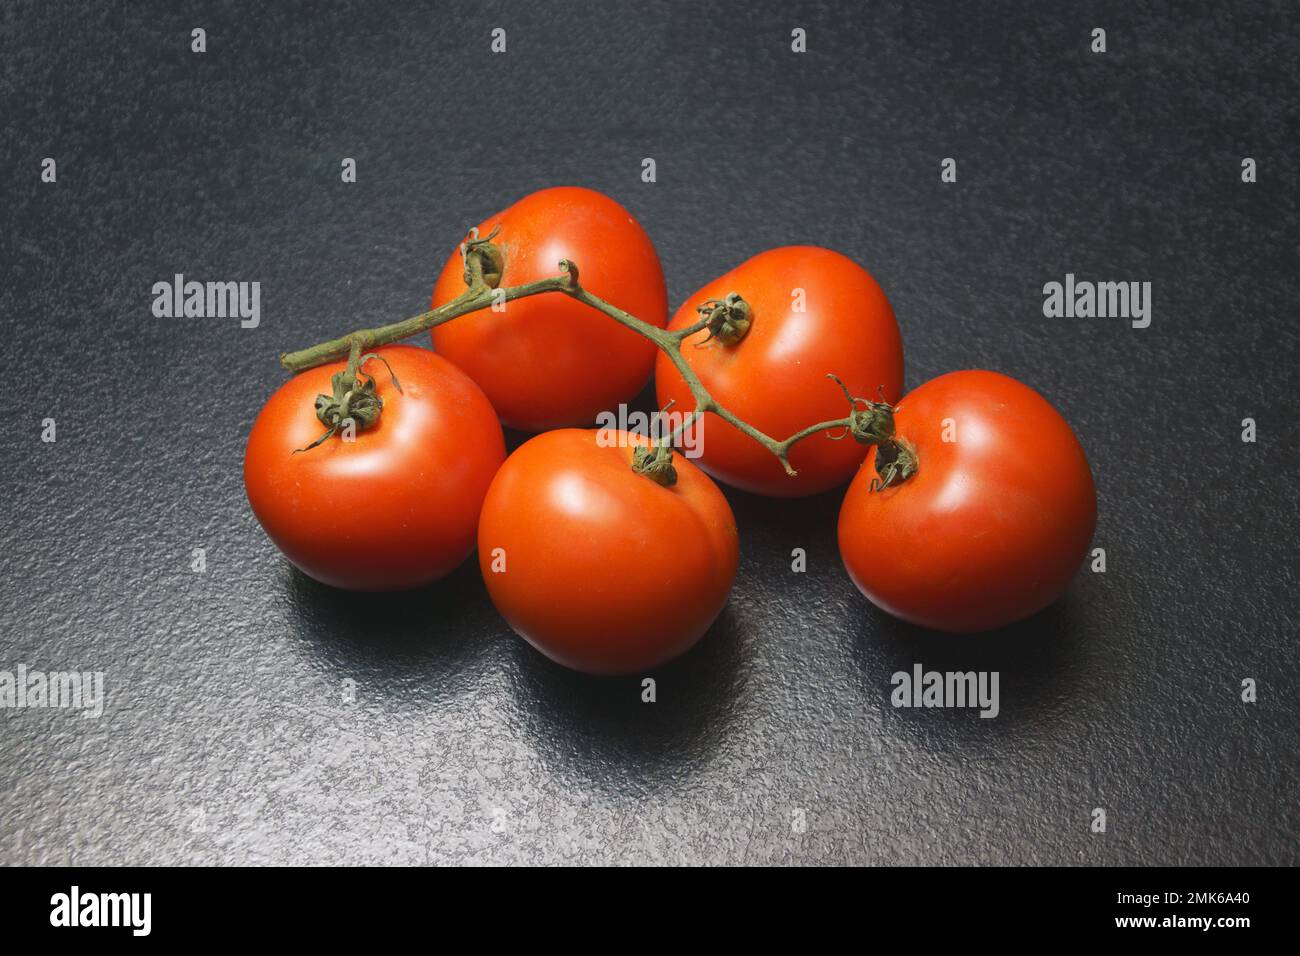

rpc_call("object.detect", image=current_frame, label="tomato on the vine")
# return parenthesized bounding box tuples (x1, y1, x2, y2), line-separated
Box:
(655, 245, 903, 497)
(244, 345, 505, 591)
(838, 370, 1096, 632)
(430, 186, 668, 432)
(477, 428, 739, 675)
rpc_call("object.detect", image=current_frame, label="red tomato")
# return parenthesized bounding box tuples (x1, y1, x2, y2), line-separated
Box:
(838, 370, 1096, 632)
(477, 429, 739, 675)
(244, 345, 505, 590)
(430, 186, 668, 431)
(655, 246, 903, 497)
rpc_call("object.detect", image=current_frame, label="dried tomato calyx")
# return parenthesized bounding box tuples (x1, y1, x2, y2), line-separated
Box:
(846, 397, 896, 446)
(824, 374, 897, 446)
(631, 443, 678, 487)
(695, 292, 752, 346)
(459, 225, 504, 289)
(295, 352, 401, 453)
(870, 438, 918, 492)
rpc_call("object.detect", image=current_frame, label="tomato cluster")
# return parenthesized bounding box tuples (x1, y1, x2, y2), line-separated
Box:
(246, 186, 1097, 673)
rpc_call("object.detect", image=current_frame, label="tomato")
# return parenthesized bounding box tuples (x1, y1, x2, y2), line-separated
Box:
(837, 370, 1096, 632)
(477, 428, 739, 675)
(655, 246, 903, 497)
(430, 186, 668, 431)
(244, 344, 505, 590)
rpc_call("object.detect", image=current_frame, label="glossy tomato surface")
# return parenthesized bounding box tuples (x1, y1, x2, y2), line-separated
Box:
(478, 428, 739, 675)
(838, 370, 1096, 632)
(431, 186, 667, 431)
(245, 345, 505, 590)
(655, 245, 903, 497)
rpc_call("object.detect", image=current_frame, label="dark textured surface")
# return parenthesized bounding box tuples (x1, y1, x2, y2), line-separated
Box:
(2, 0, 1297, 865)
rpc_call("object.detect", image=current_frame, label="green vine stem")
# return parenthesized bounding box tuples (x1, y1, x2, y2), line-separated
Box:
(279, 232, 914, 485)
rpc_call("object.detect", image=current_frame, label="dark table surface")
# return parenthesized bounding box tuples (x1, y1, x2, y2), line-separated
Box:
(2, 0, 1297, 865)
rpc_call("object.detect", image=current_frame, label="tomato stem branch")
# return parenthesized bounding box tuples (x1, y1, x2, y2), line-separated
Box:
(278, 238, 891, 478)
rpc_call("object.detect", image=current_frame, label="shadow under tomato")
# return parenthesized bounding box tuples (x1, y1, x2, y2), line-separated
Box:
(721, 477, 846, 534)
(283, 557, 502, 696)
(504, 604, 748, 791)
(845, 591, 1091, 739)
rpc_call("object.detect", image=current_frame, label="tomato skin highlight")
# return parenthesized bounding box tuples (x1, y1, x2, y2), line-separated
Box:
(837, 371, 1097, 632)
(477, 429, 739, 675)
(655, 246, 904, 498)
(430, 186, 668, 432)
(244, 345, 506, 591)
